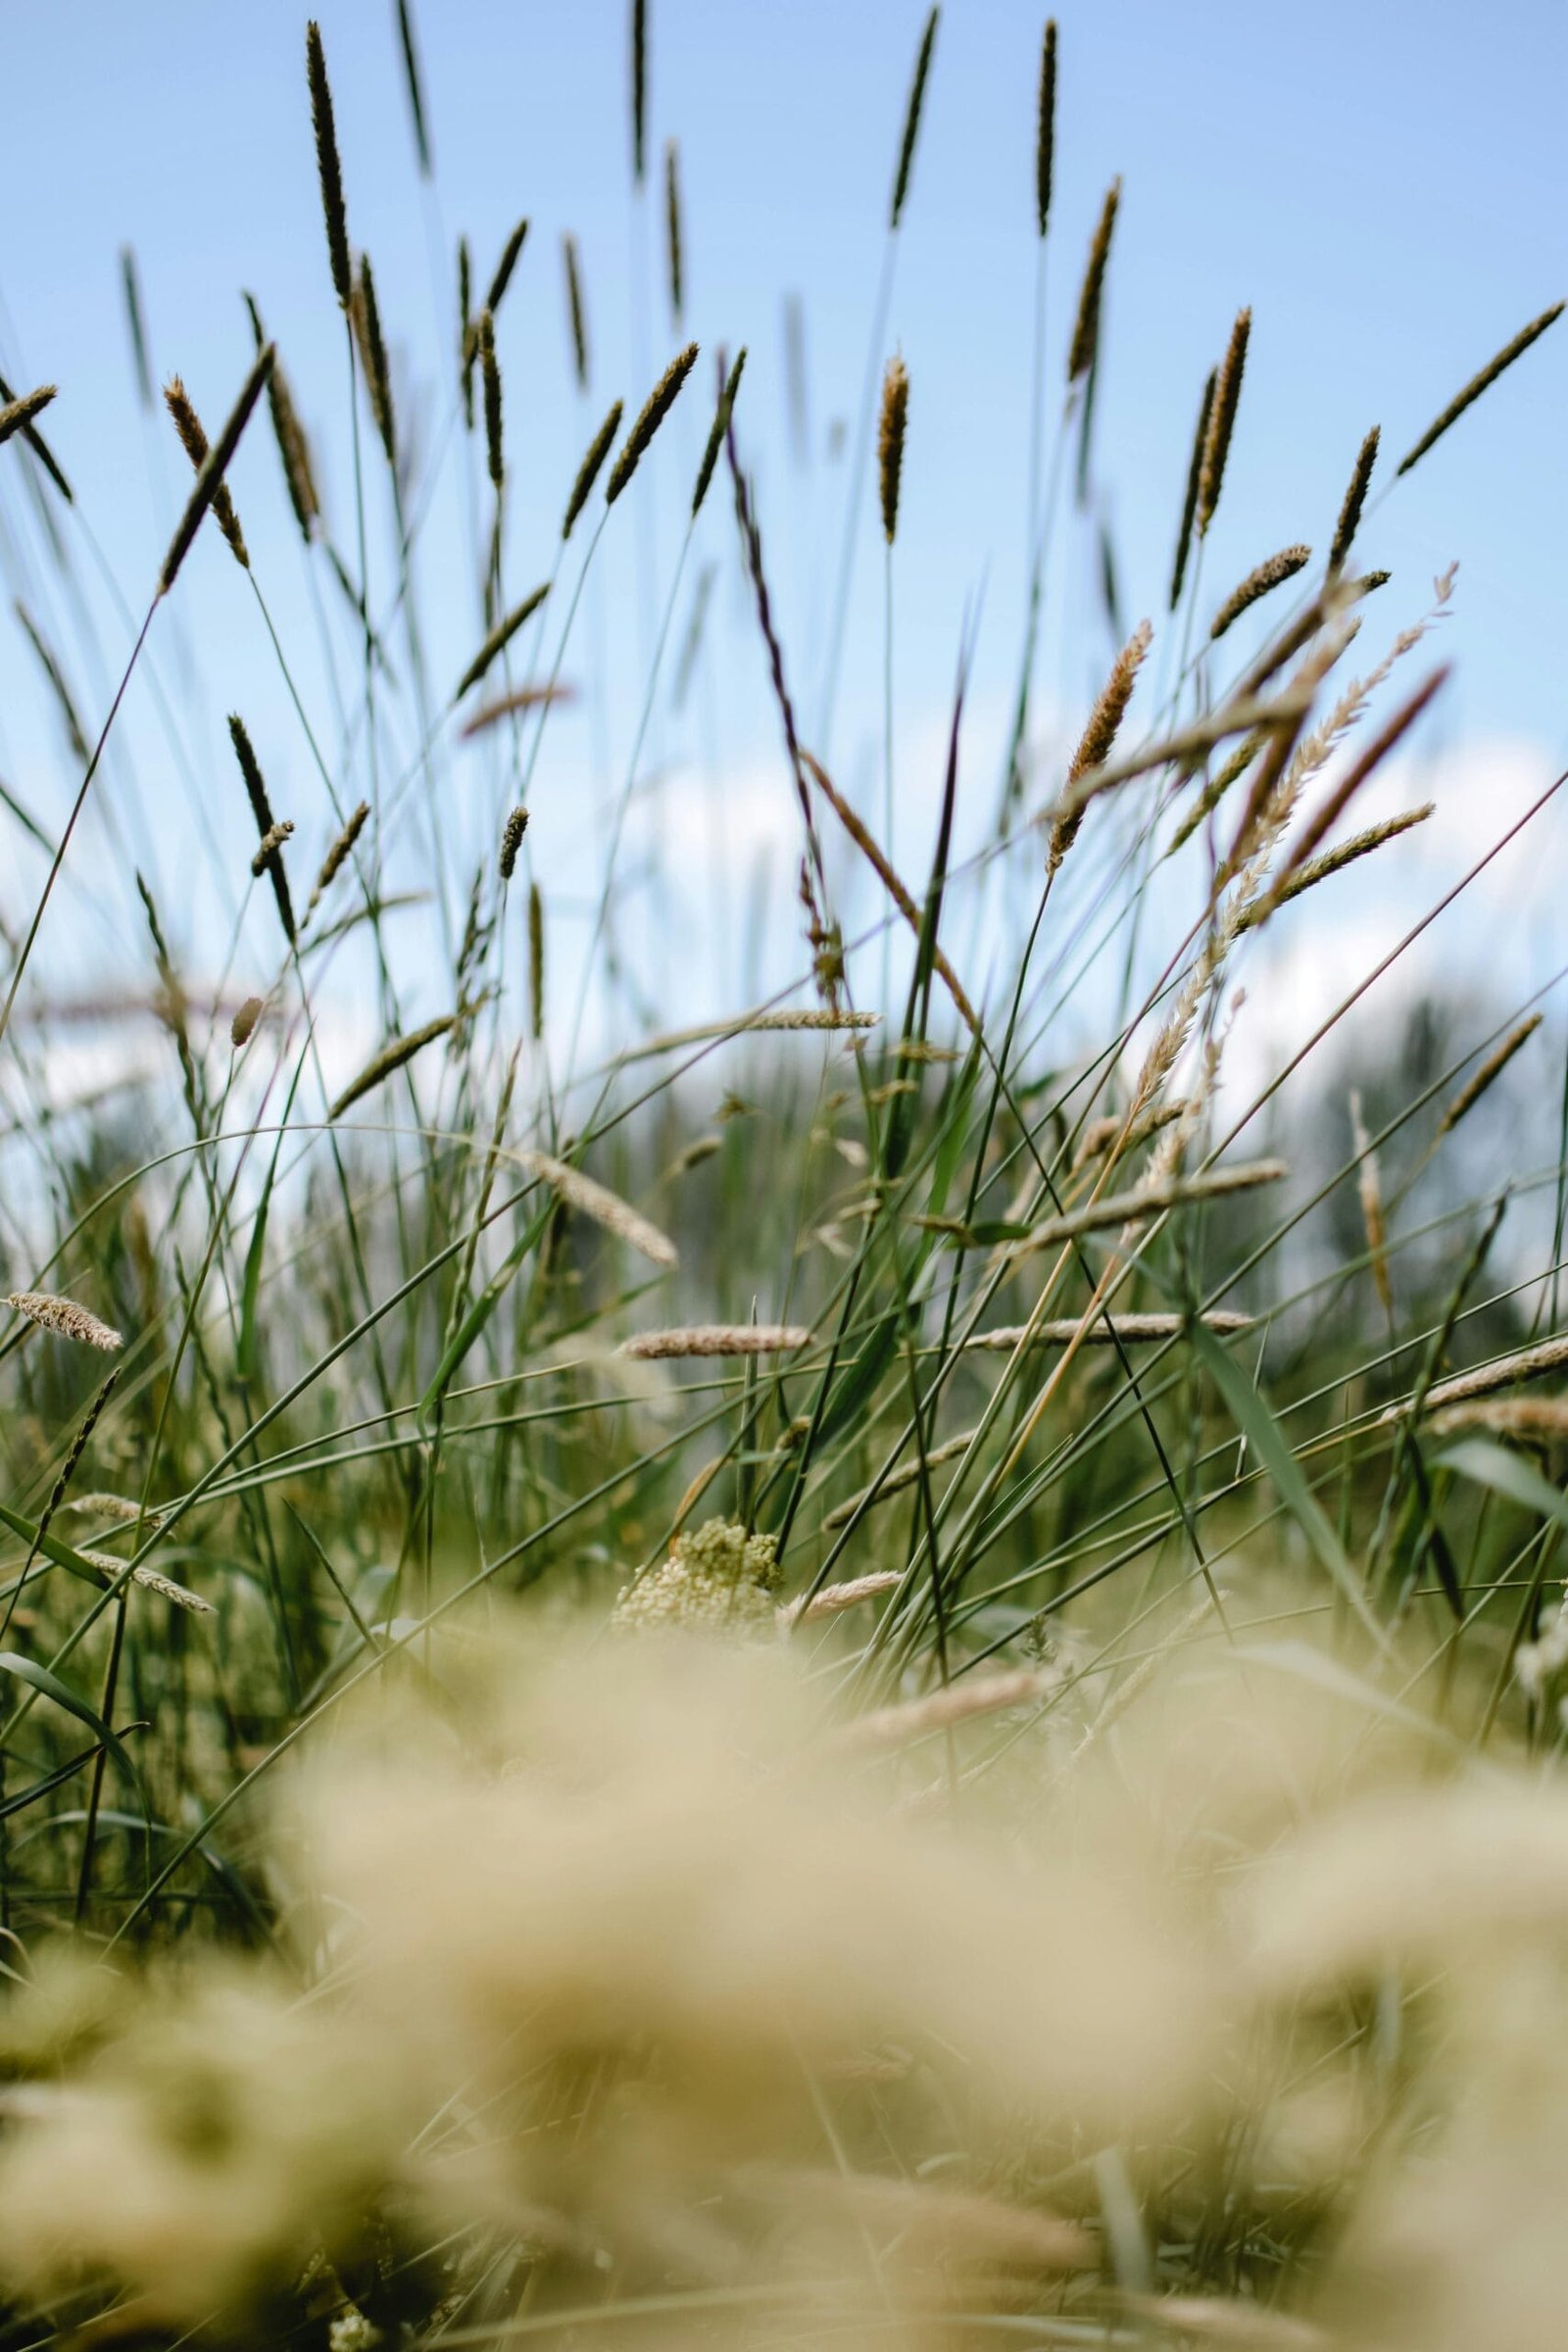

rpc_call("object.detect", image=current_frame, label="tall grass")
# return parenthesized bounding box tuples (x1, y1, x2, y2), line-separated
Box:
(0, 9, 1563, 2349)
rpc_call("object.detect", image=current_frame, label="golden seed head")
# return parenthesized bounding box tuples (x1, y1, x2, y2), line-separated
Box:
(877, 355, 909, 546)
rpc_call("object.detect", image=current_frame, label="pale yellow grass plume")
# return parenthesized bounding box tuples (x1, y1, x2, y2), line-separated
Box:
(782, 1568, 905, 1621)
(521, 1150, 678, 1269)
(1381, 1335, 1568, 1426)
(6, 1290, 122, 1352)
(620, 1322, 808, 1356)
(964, 1309, 1251, 1348)
(1438, 1012, 1543, 1137)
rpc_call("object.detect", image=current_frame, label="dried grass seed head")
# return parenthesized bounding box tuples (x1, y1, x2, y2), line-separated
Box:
(477, 308, 503, 489)
(1199, 305, 1250, 535)
(0, 385, 57, 452)
(1067, 177, 1120, 384)
(563, 399, 623, 539)
(890, 7, 940, 230)
(159, 343, 271, 595)
(563, 231, 590, 390)
(1328, 424, 1379, 576)
(305, 21, 353, 311)
(1036, 20, 1057, 239)
(499, 805, 528, 882)
(877, 354, 908, 544)
(230, 996, 264, 1049)
(1210, 544, 1311, 641)
(484, 219, 529, 317)
(163, 376, 248, 567)
(1396, 301, 1564, 476)
(6, 1292, 122, 1353)
(606, 341, 699, 504)
(454, 581, 551, 700)
(244, 296, 320, 542)
(692, 346, 746, 519)
(352, 255, 395, 466)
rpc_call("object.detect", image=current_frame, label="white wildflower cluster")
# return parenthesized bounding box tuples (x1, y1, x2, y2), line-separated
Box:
(611, 1516, 781, 1641)
(1515, 1592, 1568, 1700)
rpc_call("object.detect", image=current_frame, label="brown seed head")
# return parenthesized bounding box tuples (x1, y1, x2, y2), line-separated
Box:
(353, 255, 396, 466)
(477, 309, 503, 490)
(1396, 302, 1564, 477)
(306, 21, 353, 311)
(563, 232, 590, 391)
(163, 375, 248, 566)
(309, 800, 370, 912)
(1328, 425, 1380, 576)
(1036, 20, 1057, 239)
(877, 355, 908, 545)
(231, 995, 264, 1049)
(1067, 177, 1120, 383)
(563, 400, 623, 539)
(1210, 543, 1311, 641)
(692, 348, 746, 519)
(159, 344, 272, 595)
(890, 8, 940, 231)
(454, 581, 551, 701)
(499, 806, 528, 882)
(0, 384, 57, 452)
(606, 342, 699, 505)
(1198, 306, 1250, 536)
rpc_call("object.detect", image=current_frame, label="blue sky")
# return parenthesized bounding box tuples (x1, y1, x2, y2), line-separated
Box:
(0, 0, 1562, 1082)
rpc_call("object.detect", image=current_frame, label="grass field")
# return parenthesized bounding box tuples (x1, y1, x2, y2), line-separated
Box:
(0, 10, 1565, 2348)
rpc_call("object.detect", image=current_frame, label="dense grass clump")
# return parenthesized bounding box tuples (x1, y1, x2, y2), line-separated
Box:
(0, 8, 1564, 2349)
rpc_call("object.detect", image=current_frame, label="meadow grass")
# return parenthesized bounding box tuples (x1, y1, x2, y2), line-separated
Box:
(0, 9, 1564, 2350)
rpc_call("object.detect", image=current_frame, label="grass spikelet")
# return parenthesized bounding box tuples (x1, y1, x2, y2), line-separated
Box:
(1164, 728, 1264, 857)
(457, 235, 474, 425)
(328, 1015, 457, 1119)
(1438, 1013, 1544, 1138)
(307, 799, 370, 914)
(1429, 1396, 1568, 1441)
(563, 232, 590, 390)
(483, 219, 529, 318)
(1036, 19, 1057, 239)
(64, 1493, 155, 1532)
(802, 750, 977, 1031)
(163, 376, 248, 567)
(461, 683, 575, 738)
(966, 1310, 1251, 1349)
(522, 1153, 678, 1269)
(395, 0, 431, 173)
(498, 807, 528, 882)
(840, 1668, 1049, 1752)
(1049, 616, 1152, 874)
(352, 256, 396, 466)
(664, 140, 683, 321)
(1210, 544, 1311, 641)
(784, 1569, 906, 1620)
(1169, 368, 1215, 610)
(159, 343, 271, 595)
(0, 365, 71, 501)
(620, 1324, 809, 1358)
(877, 354, 908, 544)
(1198, 305, 1250, 535)
(1009, 1158, 1287, 1252)
(243, 297, 320, 542)
(250, 819, 294, 874)
(75, 1547, 213, 1615)
(16, 604, 88, 761)
(822, 1435, 978, 1531)
(692, 348, 746, 519)
(1384, 1336, 1568, 1426)
(0, 385, 57, 452)
(1074, 1100, 1188, 1167)
(527, 881, 544, 1042)
(1349, 1090, 1393, 1319)
(227, 715, 296, 945)
(1268, 664, 1449, 904)
(453, 582, 550, 700)
(630, 0, 647, 184)
(1396, 301, 1564, 476)
(1328, 424, 1379, 575)
(5, 1292, 122, 1353)
(1067, 176, 1120, 383)
(890, 7, 939, 231)
(121, 246, 153, 408)
(477, 308, 503, 491)
(564, 400, 623, 538)
(1235, 803, 1434, 929)
(305, 21, 352, 311)
(606, 342, 699, 505)
(29, 1371, 122, 1558)
(230, 996, 263, 1049)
